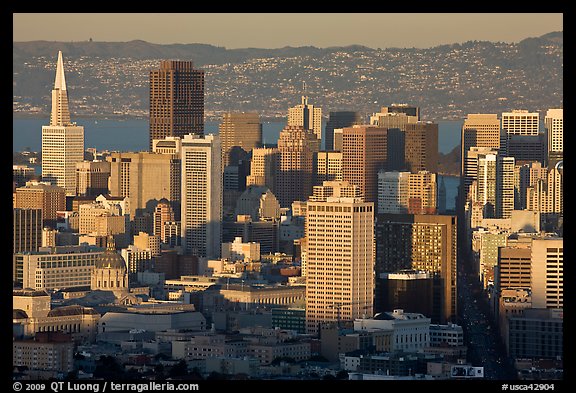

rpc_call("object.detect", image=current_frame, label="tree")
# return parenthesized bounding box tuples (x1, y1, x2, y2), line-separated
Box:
(168, 359, 188, 378)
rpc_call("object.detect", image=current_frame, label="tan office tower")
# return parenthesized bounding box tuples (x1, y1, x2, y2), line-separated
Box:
(41, 51, 84, 196)
(531, 237, 563, 309)
(342, 126, 387, 203)
(461, 114, 501, 176)
(14, 183, 66, 228)
(107, 152, 181, 220)
(314, 151, 343, 185)
(181, 134, 222, 258)
(133, 232, 161, 257)
(502, 110, 539, 136)
(276, 126, 320, 207)
(325, 111, 363, 151)
(309, 180, 361, 202)
(404, 122, 438, 173)
(369, 110, 418, 129)
(514, 162, 548, 210)
(305, 189, 374, 335)
(497, 243, 532, 290)
(219, 112, 262, 168)
(13, 208, 42, 254)
(288, 95, 322, 142)
(149, 60, 205, 150)
(377, 214, 457, 324)
(75, 160, 111, 197)
(527, 164, 563, 215)
(153, 198, 175, 241)
(246, 147, 280, 193)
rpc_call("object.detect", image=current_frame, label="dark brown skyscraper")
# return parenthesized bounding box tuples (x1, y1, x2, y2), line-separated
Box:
(149, 60, 205, 150)
(324, 111, 363, 151)
(404, 122, 438, 173)
(342, 126, 387, 203)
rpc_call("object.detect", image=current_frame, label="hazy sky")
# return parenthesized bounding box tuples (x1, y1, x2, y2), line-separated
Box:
(13, 13, 562, 49)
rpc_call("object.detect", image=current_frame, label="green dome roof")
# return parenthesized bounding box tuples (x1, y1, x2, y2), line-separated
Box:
(95, 236, 126, 270)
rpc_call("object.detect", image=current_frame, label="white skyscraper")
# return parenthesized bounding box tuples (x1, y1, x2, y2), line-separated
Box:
(41, 51, 85, 196)
(545, 108, 563, 154)
(501, 110, 540, 136)
(180, 134, 222, 258)
(377, 171, 409, 214)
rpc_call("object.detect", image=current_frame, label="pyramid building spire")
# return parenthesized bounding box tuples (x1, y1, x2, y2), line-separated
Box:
(50, 51, 71, 126)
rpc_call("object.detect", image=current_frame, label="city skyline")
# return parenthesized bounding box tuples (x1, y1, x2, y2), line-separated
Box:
(13, 13, 562, 49)
(11, 15, 563, 382)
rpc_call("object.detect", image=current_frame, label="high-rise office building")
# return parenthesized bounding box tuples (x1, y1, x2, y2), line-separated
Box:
(463, 147, 499, 202)
(526, 165, 563, 216)
(222, 216, 279, 255)
(107, 152, 181, 220)
(531, 237, 563, 309)
(13, 208, 42, 254)
(314, 151, 343, 185)
(375, 270, 435, 318)
(309, 180, 361, 202)
(152, 136, 182, 156)
(234, 185, 281, 222)
(149, 60, 205, 150)
(370, 109, 419, 129)
(497, 243, 532, 291)
(506, 134, 546, 164)
(288, 95, 322, 142)
(377, 171, 410, 214)
(41, 51, 84, 196)
(246, 147, 280, 194)
(14, 182, 66, 228)
(377, 170, 437, 214)
(219, 112, 262, 168)
(404, 122, 438, 173)
(276, 126, 320, 207)
(153, 198, 176, 242)
(75, 160, 110, 197)
(475, 153, 515, 219)
(501, 110, 539, 136)
(514, 162, 548, 211)
(305, 184, 374, 334)
(342, 126, 387, 204)
(545, 108, 563, 167)
(180, 134, 222, 258)
(386, 128, 406, 171)
(333, 128, 344, 152)
(500, 110, 542, 162)
(461, 114, 501, 176)
(379, 104, 420, 120)
(375, 214, 457, 324)
(324, 111, 362, 151)
(498, 156, 516, 219)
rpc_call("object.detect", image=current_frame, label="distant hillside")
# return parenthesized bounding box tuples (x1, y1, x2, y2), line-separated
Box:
(13, 32, 562, 120)
(13, 40, 374, 66)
